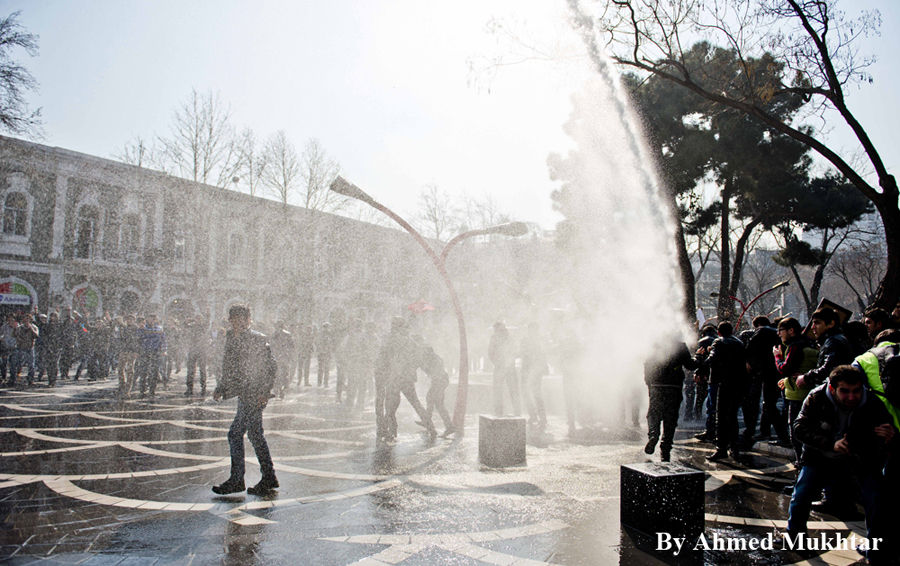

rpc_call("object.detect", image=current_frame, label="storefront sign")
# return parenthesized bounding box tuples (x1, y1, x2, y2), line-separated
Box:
(0, 282, 33, 306)
(0, 293, 31, 305)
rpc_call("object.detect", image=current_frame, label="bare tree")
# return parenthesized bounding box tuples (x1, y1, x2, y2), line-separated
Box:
(298, 138, 348, 213)
(0, 12, 41, 138)
(112, 135, 161, 169)
(340, 201, 392, 227)
(576, 0, 899, 309)
(157, 89, 243, 188)
(460, 192, 512, 233)
(829, 234, 887, 312)
(234, 128, 267, 197)
(261, 130, 300, 205)
(412, 182, 459, 241)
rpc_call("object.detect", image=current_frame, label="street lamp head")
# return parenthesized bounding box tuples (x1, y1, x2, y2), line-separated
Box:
(330, 176, 377, 207)
(772, 280, 791, 290)
(490, 222, 529, 237)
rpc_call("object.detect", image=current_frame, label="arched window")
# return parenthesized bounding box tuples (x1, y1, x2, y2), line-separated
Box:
(229, 233, 244, 266)
(76, 205, 100, 259)
(3, 192, 28, 236)
(121, 214, 141, 253)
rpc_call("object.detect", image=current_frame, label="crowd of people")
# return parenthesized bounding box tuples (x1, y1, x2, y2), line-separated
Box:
(4, 299, 900, 559)
(0, 305, 456, 441)
(643, 303, 900, 563)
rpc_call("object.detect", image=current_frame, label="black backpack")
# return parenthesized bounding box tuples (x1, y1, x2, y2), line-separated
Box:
(873, 343, 900, 405)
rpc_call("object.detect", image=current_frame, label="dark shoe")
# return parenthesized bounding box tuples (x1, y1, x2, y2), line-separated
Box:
(212, 479, 245, 495)
(660, 449, 671, 462)
(811, 499, 858, 519)
(644, 440, 657, 455)
(184, 390, 193, 396)
(441, 426, 456, 438)
(707, 450, 728, 462)
(773, 529, 803, 548)
(694, 432, 714, 442)
(247, 478, 278, 496)
(729, 449, 740, 460)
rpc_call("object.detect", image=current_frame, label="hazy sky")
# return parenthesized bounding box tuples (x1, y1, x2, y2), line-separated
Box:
(4, 0, 898, 230)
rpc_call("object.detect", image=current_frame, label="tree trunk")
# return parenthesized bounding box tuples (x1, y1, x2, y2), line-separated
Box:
(872, 177, 900, 310)
(808, 263, 826, 318)
(788, 264, 812, 315)
(663, 186, 697, 322)
(728, 217, 762, 329)
(716, 177, 734, 321)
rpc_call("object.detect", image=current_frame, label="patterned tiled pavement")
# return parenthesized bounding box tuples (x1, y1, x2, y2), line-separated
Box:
(0, 374, 872, 565)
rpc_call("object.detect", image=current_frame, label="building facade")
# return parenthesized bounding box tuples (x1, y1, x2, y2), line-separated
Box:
(0, 135, 440, 325)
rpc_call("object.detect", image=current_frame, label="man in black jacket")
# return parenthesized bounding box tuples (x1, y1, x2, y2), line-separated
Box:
(796, 308, 853, 390)
(703, 322, 749, 461)
(783, 366, 894, 561)
(743, 316, 789, 447)
(644, 334, 698, 462)
(212, 304, 279, 496)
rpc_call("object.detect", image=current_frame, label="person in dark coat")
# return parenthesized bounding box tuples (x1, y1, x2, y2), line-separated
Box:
(795, 307, 853, 391)
(781, 365, 895, 563)
(743, 316, 789, 447)
(270, 320, 295, 399)
(296, 325, 315, 386)
(40, 312, 64, 387)
(317, 322, 334, 387)
(693, 324, 719, 442)
(376, 317, 436, 442)
(212, 304, 279, 496)
(413, 334, 454, 437)
(702, 321, 749, 461)
(137, 314, 166, 396)
(644, 334, 698, 462)
(184, 315, 210, 397)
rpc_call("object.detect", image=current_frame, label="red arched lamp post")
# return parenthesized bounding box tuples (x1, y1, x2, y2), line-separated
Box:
(330, 176, 527, 433)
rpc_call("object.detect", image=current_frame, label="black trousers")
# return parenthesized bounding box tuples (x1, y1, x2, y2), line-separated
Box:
(647, 385, 682, 453)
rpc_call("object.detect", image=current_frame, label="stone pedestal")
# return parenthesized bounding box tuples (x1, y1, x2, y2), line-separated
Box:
(620, 462, 704, 540)
(478, 415, 526, 468)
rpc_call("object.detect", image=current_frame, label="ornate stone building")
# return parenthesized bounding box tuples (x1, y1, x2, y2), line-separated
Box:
(0, 135, 439, 325)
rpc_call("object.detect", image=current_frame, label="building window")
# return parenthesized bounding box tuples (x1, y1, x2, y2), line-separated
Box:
(122, 214, 141, 253)
(76, 205, 100, 259)
(3, 192, 28, 236)
(229, 233, 244, 266)
(174, 234, 186, 262)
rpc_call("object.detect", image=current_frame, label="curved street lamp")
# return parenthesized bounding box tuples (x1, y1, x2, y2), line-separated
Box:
(330, 176, 528, 433)
(730, 280, 791, 329)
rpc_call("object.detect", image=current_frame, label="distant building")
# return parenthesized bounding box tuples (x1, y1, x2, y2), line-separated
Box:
(0, 135, 440, 325)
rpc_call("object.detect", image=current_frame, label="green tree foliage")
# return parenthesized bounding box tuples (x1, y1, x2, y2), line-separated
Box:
(772, 174, 873, 315)
(583, 0, 898, 310)
(624, 41, 869, 321)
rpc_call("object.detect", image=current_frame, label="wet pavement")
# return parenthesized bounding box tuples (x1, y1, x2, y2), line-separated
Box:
(0, 373, 871, 566)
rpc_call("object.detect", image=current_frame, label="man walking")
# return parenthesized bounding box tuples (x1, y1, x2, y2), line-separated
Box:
(644, 334, 697, 462)
(138, 314, 166, 397)
(703, 322, 749, 461)
(212, 304, 279, 496)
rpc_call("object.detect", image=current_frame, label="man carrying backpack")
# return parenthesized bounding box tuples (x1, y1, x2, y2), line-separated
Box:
(853, 328, 900, 564)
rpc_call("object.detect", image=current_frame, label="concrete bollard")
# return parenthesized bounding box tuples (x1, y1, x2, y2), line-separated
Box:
(478, 415, 527, 468)
(620, 462, 705, 540)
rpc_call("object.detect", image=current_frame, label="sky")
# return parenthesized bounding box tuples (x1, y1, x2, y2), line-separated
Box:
(3, 0, 899, 230)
